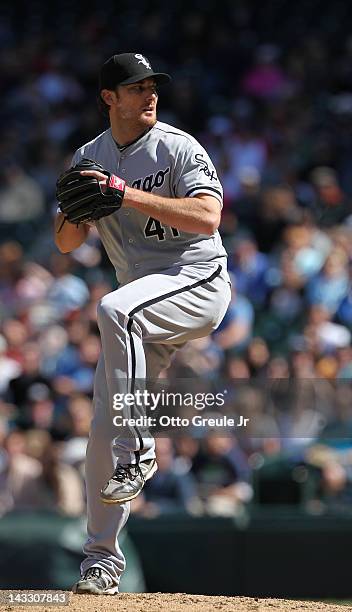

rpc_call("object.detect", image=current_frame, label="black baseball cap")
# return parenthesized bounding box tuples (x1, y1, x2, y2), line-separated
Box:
(99, 53, 171, 90)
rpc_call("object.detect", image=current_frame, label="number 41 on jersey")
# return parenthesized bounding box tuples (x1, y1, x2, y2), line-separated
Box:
(144, 217, 180, 241)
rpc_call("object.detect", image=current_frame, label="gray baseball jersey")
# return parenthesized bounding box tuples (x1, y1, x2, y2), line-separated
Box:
(72, 121, 228, 283)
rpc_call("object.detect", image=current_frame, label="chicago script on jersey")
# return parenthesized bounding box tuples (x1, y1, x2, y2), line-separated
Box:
(132, 167, 170, 192)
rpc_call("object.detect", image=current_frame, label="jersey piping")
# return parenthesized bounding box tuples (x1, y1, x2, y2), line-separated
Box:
(185, 185, 223, 199)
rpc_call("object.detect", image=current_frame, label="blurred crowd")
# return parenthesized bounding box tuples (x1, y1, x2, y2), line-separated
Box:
(2, 0, 352, 519)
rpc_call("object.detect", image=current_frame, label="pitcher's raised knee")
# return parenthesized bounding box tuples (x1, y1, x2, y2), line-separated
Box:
(97, 293, 128, 324)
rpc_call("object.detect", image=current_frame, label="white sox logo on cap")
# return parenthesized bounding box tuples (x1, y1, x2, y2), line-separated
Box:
(135, 54, 151, 70)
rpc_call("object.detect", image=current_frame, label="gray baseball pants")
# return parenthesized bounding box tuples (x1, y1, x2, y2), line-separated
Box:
(81, 261, 231, 584)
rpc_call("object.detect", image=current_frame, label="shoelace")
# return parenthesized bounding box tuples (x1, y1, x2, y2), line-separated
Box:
(84, 567, 103, 580)
(83, 567, 112, 590)
(112, 464, 142, 483)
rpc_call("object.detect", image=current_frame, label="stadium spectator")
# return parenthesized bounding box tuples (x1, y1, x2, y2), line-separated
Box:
(8, 342, 53, 410)
(191, 433, 252, 516)
(133, 437, 199, 516)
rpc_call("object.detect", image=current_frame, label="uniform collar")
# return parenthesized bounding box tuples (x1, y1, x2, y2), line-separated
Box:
(112, 126, 154, 152)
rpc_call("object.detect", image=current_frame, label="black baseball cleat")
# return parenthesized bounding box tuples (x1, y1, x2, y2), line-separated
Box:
(72, 567, 119, 595)
(100, 458, 158, 504)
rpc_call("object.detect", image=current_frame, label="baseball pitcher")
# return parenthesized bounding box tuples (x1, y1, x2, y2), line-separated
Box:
(55, 52, 231, 594)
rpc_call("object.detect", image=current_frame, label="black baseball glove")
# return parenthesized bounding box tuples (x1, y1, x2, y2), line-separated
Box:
(56, 158, 126, 226)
